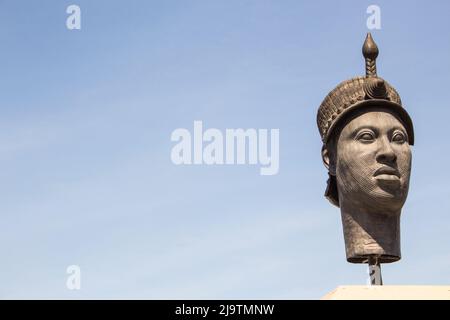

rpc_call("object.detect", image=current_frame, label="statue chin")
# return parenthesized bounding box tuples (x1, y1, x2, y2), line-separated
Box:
(337, 183, 409, 215)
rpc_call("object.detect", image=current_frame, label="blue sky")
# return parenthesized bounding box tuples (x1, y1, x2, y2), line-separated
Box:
(0, 0, 449, 299)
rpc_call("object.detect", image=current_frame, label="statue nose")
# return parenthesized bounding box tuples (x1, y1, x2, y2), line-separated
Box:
(376, 140, 397, 164)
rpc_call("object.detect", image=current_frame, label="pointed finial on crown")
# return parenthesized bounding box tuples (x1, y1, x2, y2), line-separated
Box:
(362, 33, 379, 77)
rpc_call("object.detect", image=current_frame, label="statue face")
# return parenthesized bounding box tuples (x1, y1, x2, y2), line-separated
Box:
(335, 109, 412, 212)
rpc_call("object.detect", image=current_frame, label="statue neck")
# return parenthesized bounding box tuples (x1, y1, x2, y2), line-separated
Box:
(339, 201, 401, 263)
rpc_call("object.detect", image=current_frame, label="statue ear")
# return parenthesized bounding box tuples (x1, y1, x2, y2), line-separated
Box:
(321, 145, 336, 175)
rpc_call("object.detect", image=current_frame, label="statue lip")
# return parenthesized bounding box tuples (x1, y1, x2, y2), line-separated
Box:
(374, 166, 400, 178)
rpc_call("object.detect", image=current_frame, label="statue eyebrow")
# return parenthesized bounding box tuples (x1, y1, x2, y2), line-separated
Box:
(351, 125, 378, 137)
(390, 126, 407, 133)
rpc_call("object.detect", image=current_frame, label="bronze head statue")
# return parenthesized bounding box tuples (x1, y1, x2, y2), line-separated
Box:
(317, 33, 414, 266)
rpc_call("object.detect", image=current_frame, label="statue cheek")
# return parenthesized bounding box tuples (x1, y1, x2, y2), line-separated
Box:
(348, 145, 377, 171)
(337, 150, 374, 189)
(397, 151, 412, 178)
(338, 143, 375, 174)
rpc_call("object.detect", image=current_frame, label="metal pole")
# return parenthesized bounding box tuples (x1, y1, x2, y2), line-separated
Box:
(368, 256, 383, 285)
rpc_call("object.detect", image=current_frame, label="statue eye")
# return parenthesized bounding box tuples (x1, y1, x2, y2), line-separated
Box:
(356, 131, 375, 142)
(392, 131, 407, 144)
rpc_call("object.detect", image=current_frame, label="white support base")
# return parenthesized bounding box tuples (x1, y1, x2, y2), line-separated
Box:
(322, 285, 450, 300)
